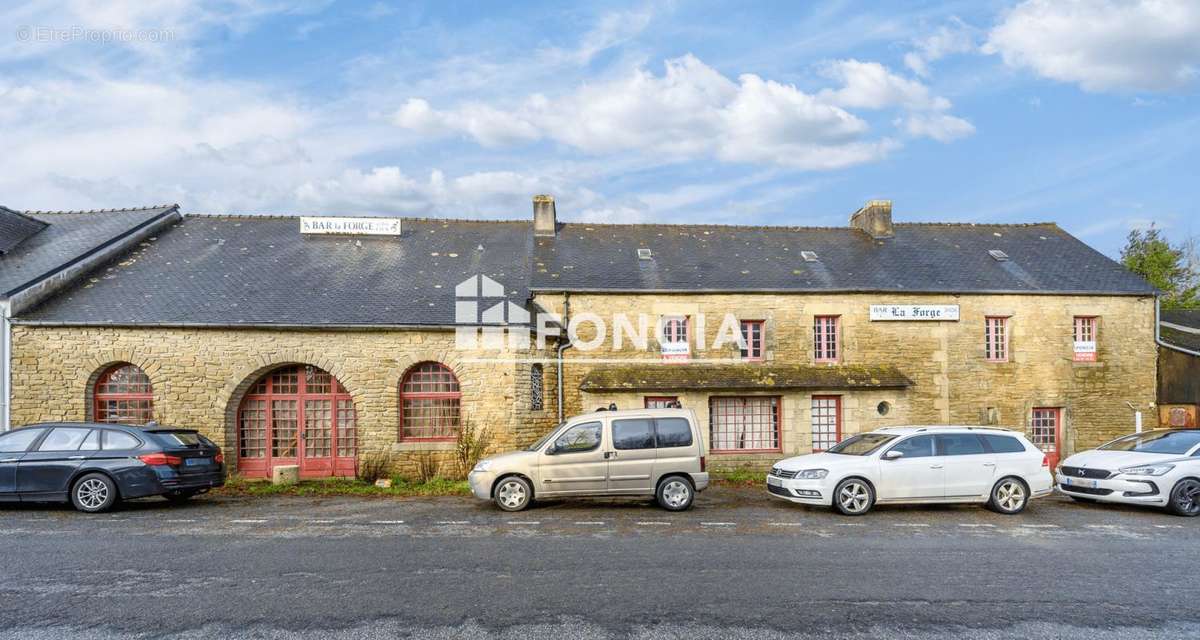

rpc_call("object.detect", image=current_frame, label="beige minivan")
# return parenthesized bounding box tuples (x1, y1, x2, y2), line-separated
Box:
(467, 408, 709, 512)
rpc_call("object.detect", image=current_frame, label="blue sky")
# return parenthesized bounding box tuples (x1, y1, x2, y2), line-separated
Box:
(1, 1, 1198, 257)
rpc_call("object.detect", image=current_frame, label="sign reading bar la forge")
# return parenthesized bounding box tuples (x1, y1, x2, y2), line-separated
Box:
(870, 304, 960, 321)
(300, 217, 403, 236)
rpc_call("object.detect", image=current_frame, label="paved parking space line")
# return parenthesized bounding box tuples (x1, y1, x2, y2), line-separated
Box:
(164, 519, 197, 523)
(893, 523, 929, 528)
(230, 519, 268, 524)
(635, 521, 671, 526)
(506, 521, 540, 525)
(308, 519, 336, 524)
(436, 520, 472, 525)
(370, 520, 406, 525)
(1154, 524, 1183, 529)
(959, 523, 995, 528)
(768, 522, 804, 527)
(573, 521, 606, 525)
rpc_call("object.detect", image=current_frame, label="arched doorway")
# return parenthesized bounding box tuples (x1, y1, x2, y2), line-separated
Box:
(93, 363, 155, 424)
(237, 365, 357, 479)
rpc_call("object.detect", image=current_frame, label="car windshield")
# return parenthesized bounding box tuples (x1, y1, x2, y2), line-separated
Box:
(827, 433, 897, 456)
(1100, 430, 1200, 455)
(527, 423, 566, 451)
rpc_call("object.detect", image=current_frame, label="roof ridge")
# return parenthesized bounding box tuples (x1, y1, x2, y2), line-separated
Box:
(183, 212, 530, 224)
(895, 221, 1059, 228)
(24, 204, 178, 215)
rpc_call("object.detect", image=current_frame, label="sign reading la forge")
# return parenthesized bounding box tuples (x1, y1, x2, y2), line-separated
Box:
(870, 304, 960, 321)
(300, 217, 402, 236)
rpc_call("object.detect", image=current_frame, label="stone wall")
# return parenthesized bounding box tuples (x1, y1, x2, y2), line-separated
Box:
(535, 292, 1157, 467)
(8, 326, 558, 477)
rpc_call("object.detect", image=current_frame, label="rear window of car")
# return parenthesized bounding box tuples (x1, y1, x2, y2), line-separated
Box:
(103, 431, 142, 450)
(654, 418, 693, 448)
(982, 434, 1026, 453)
(936, 434, 986, 456)
(0, 428, 45, 453)
(612, 419, 656, 450)
(1101, 430, 1200, 455)
(151, 431, 202, 447)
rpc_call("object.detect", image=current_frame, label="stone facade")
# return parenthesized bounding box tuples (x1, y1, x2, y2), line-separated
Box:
(8, 290, 1157, 476)
(534, 291, 1157, 469)
(8, 326, 558, 477)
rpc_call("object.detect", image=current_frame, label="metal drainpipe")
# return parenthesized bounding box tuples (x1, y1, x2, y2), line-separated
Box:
(556, 293, 572, 423)
(1156, 295, 1200, 357)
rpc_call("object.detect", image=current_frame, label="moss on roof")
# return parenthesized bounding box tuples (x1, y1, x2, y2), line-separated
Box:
(579, 364, 912, 392)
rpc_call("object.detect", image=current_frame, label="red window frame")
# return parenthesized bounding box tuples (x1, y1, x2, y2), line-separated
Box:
(740, 320, 764, 361)
(1073, 316, 1098, 362)
(985, 316, 1009, 362)
(399, 362, 462, 441)
(645, 396, 680, 409)
(709, 396, 782, 453)
(811, 395, 842, 452)
(1031, 407, 1062, 468)
(93, 364, 154, 425)
(661, 315, 690, 361)
(813, 315, 840, 363)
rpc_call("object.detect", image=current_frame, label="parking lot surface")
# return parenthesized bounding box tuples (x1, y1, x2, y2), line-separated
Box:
(2, 487, 1198, 639)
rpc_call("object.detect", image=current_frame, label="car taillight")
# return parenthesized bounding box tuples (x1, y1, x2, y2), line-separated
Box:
(138, 453, 183, 466)
(700, 456, 706, 472)
(1041, 454, 1049, 468)
(214, 453, 224, 465)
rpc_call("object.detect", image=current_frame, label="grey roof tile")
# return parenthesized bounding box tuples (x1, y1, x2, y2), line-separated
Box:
(0, 206, 48, 255)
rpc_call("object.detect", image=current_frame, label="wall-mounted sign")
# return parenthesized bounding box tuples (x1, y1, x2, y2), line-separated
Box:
(1073, 341, 1097, 362)
(660, 340, 690, 361)
(869, 304, 960, 321)
(300, 217, 402, 236)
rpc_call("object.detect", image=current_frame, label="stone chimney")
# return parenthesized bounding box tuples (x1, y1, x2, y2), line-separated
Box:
(850, 199, 894, 239)
(533, 194, 557, 237)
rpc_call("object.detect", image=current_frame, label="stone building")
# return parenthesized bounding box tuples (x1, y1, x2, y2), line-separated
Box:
(5, 198, 1157, 477)
(1157, 309, 1200, 428)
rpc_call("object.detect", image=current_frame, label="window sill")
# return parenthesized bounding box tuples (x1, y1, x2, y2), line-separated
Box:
(392, 440, 457, 452)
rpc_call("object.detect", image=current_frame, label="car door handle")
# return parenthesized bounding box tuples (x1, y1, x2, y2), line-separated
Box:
(604, 452, 618, 459)
(0, 458, 18, 463)
(929, 465, 944, 469)
(983, 463, 996, 467)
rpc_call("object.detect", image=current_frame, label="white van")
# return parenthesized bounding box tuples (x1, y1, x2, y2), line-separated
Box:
(467, 408, 709, 512)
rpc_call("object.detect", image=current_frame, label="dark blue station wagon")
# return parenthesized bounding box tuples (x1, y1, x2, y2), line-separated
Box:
(0, 422, 225, 512)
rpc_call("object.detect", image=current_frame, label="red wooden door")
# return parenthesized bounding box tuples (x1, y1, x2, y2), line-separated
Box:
(1031, 407, 1063, 469)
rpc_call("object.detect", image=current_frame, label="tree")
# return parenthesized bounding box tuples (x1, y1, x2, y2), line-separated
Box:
(1120, 226, 1200, 309)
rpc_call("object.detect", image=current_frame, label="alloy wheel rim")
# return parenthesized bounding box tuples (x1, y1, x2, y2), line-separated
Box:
(77, 479, 109, 509)
(662, 480, 690, 508)
(839, 482, 869, 513)
(997, 481, 1026, 512)
(1176, 480, 1200, 514)
(497, 481, 526, 508)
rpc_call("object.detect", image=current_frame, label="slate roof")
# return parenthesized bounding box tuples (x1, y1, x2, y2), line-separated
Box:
(0, 206, 48, 255)
(0, 206, 178, 298)
(19, 215, 533, 326)
(16, 212, 1155, 327)
(533, 222, 1155, 294)
(1160, 310, 1200, 352)
(579, 364, 913, 392)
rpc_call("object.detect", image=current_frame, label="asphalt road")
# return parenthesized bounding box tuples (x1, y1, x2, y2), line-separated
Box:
(1, 488, 1198, 639)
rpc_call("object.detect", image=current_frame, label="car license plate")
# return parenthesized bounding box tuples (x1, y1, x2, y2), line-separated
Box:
(1062, 476, 1072, 486)
(767, 476, 782, 487)
(185, 457, 211, 467)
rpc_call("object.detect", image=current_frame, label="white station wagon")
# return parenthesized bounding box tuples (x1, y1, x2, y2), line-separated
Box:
(767, 426, 1054, 516)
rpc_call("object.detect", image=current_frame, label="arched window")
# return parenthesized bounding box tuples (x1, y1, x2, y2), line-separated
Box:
(237, 365, 357, 479)
(93, 364, 154, 424)
(530, 363, 544, 411)
(400, 362, 461, 440)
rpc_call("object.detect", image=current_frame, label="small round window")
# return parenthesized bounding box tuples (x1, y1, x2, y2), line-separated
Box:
(877, 401, 892, 416)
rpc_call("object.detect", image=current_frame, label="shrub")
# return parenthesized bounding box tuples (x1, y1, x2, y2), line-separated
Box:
(357, 450, 393, 484)
(454, 419, 493, 478)
(413, 451, 441, 484)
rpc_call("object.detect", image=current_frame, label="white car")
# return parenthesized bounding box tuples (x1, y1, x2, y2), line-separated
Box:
(1057, 429, 1200, 517)
(767, 427, 1053, 516)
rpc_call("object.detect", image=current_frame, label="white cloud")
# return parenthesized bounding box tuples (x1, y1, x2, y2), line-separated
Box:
(903, 18, 977, 78)
(394, 54, 971, 169)
(984, 0, 1200, 92)
(900, 113, 975, 143)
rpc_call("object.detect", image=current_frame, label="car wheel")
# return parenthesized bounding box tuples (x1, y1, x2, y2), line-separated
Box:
(71, 473, 118, 513)
(1166, 478, 1200, 517)
(164, 490, 199, 503)
(988, 477, 1029, 515)
(833, 478, 874, 516)
(493, 476, 532, 512)
(656, 476, 694, 511)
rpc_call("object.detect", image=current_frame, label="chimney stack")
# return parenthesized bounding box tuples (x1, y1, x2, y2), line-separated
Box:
(533, 194, 557, 237)
(850, 199, 894, 239)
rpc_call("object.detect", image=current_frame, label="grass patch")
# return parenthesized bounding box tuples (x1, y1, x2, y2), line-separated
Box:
(216, 475, 471, 498)
(710, 467, 764, 488)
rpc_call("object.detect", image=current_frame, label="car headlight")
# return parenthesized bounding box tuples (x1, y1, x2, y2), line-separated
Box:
(795, 469, 828, 480)
(1118, 464, 1175, 477)
(472, 460, 493, 473)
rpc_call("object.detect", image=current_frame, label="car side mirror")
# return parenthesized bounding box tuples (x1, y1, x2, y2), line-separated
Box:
(883, 450, 904, 461)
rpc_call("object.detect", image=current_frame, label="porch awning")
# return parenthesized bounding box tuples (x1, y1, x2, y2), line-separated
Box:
(579, 364, 912, 392)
